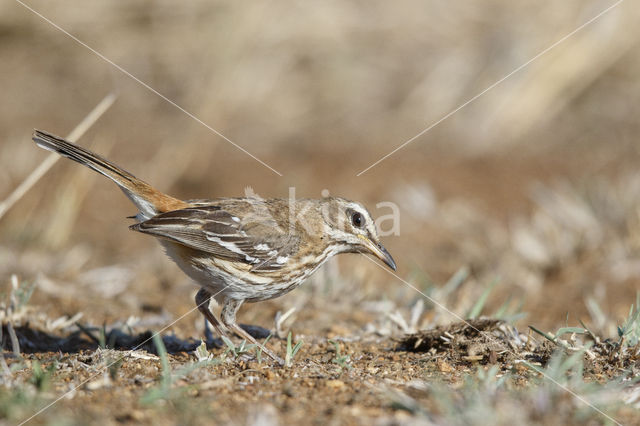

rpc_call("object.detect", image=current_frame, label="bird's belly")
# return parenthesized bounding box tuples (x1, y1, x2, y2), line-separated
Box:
(160, 240, 328, 303)
(160, 242, 227, 290)
(244, 260, 326, 303)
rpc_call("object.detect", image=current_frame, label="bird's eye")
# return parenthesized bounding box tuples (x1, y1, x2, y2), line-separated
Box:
(351, 212, 364, 228)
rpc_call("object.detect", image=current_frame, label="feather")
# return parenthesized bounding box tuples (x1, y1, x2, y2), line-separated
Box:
(130, 203, 299, 271)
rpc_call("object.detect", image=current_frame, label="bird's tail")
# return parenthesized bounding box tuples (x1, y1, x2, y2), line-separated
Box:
(32, 129, 187, 219)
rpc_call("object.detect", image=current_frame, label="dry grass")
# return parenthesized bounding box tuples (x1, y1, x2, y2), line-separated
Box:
(2, 1, 640, 424)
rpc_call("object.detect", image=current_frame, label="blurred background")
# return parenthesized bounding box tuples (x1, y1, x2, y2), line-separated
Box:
(1, 0, 639, 337)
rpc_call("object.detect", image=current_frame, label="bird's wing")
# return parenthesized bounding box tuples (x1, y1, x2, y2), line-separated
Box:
(130, 204, 299, 271)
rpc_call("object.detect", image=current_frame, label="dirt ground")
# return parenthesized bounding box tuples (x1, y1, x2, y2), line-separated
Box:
(1, 1, 640, 425)
(1, 315, 638, 425)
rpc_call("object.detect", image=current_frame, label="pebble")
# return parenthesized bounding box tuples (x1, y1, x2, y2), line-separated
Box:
(326, 379, 345, 389)
(437, 359, 454, 373)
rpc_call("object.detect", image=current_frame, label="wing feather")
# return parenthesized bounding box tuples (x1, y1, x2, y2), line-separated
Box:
(130, 204, 298, 271)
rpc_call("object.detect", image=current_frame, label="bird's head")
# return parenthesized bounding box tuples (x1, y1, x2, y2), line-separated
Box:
(319, 197, 396, 271)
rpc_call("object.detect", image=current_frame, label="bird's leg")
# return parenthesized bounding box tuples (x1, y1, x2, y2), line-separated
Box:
(195, 288, 229, 339)
(220, 298, 284, 366)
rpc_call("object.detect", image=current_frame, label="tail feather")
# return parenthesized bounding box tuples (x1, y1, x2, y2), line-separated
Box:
(32, 129, 187, 219)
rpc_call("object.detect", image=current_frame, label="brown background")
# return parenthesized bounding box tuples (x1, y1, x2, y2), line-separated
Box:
(1, 0, 639, 348)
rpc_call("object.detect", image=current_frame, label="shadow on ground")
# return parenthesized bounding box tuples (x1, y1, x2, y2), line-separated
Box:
(1, 323, 271, 355)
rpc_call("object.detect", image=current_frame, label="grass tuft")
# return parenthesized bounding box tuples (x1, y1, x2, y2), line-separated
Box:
(328, 339, 352, 371)
(29, 360, 56, 392)
(141, 334, 220, 405)
(256, 334, 272, 364)
(285, 332, 303, 367)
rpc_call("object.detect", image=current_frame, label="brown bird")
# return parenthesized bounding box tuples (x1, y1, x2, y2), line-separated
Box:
(32, 130, 396, 364)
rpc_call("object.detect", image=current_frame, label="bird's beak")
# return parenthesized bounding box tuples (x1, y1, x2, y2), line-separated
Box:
(358, 235, 397, 271)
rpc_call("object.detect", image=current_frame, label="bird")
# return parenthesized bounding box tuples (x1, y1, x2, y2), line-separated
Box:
(31, 129, 396, 364)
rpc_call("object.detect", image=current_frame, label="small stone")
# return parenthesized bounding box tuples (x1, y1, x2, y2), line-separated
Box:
(130, 410, 145, 421)
(326, 379, 345, 389)
(437, 359, 453, 373)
